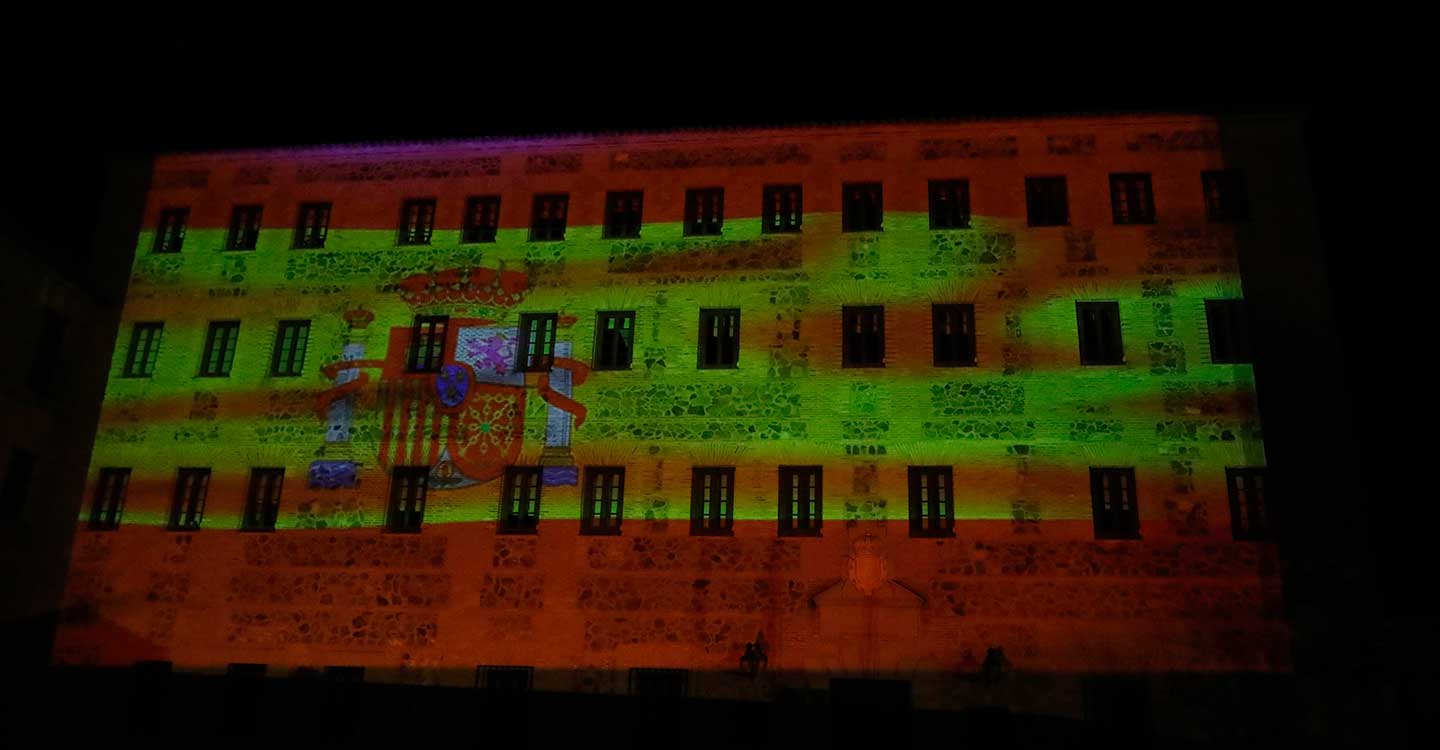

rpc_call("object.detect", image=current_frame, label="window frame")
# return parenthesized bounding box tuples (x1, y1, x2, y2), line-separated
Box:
(928, 179, 971, 230)
(1075, 301, 1124, 366)
(199, 321, 241, 378)
(241, 468, 285, 532)
(593, 311, 636, 370)
(697, 308, 741, 369)
(932, 303, 977, 367)
(516, 313, 559, 373)
(462, 195, 501, 244)
(1226, 467, 1271, 540)
(907, 465, 955, 538)
(270, 320, 311, 377)
(90, 467, 130, 530)
(1205, 299, 1253, 364)
(386, 466, 429, 534)
(841, 182, 884, 232)
(122, 322, 164, 378)
(407, 315, 449, 373)
(476, 665, 534, 695)
(580, 466, 625, 535)
(397, 198, 437, 246)
(1203, 170, 1250, 223)
(1089, 467, 1141, 540)
(690, 467, 736, 536)
(168, 467, 211, 531)
(500, 466, 543, 534)
(762, 184, 803, 234)
(226, 204, 263, 250)
(1025, 176, 1069, 227)
(529, 193, 569, 242)
(684, 187, 725, 236)
(1108, 173, 1156, 225)
(778, 465, 822, 537)
(842, 305, 886, 368)
(603, 190, 644, 239)
(293, 202, 331, 249)
(153, 208, 189, 254)
(629, 668, 689, 698)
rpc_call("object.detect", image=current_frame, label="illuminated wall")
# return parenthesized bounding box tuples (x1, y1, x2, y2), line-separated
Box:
(53, 117, 1286, 712)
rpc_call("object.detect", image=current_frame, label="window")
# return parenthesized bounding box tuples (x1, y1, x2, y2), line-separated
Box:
(476, 665, 533, 695)
(153, 208, 188, 253)
(908, 466, 954, 537)
(581, 467, 625, 535)
(778, 466, 822, 536)
(1203, 170, 1250, 223)
(932, 304, 976, 367)
(386, 466, 428, 533)
(200, 321, 241, 377)
(29, 308, 65, 397)
(407, 316, 448, 373)
(242, 468, 284, 532)
(530, 194, 569, 241)
(842, 306, 885, 368)
(168, 468, 210, 530)
(271, 320, 311, 377)
(122, 322, 164, 378)
(1205, 299, 1252, 364)
(684, 188, 724, 236)
(515, 313, 558, 372)
(630, 668, 688, 698)
(1, 448, 36, 522)
(1089, 467, 1140, 539)
(604, 191, 644, 239)
(762, 184, 802, 233)
(1226, 467, 1270, 540)
(398, 199, 436, 245)
(1075, 302, 1124, 365)
(842, 182, 883, 232)
(1025, 177, 1068, 227)
(1109, 173, 1156, 224)
(691, 467, 735, 536)
(462, 195, 501, 243)
(226, 205, 263, 250)
(90, 468, 130, 530)
(698, 309, 741, 368)
(500, 466, 542, 534)
(294, 202, 331, 249)
(928, 179, 971, 230)
(593, 311, 635, 370)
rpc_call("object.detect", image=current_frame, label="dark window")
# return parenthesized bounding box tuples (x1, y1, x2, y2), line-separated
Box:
(1203, 170, 1250, 222)
(462, 196, 501, 243)
(226, 205, 263, 250)
(476, 665, 533, 695)
(242, 468, 284, 532)
(1025, 177, 1068, 227)
(407, 316, 448, 373)
(1109, 173, 1156, 224)
(604, 191, 643, 239)
(200, 321, 241, 377)
(398, 199, 436, 245)
(1075, 302, 1124, 365)
(294, 202, 331, 249)
(90, 468, 131, 530)
(778, 466, 822, 536)
(593, 311, 635, 370)
(530, 194, 569, 241)
(500, 466, 542, 534)
(762, 185, 803, 233)
(684, 188, 724, 236)
(28, 308, 65, 397)
(153, 208, 188, 253)
(581, 466, 625, 535)
(1089, 467, 1140, 539)
(1, 448, 36, 522)
(386, 466, 428, 533)
(1205, 299, 1252, 364)
(691, 467, 735, 536)
(842, 182, 883, 232)
(928, 179, 971, 230)
(630, 668, 688, 698)
(932, 304, 977, 367)
(1226, 467, 1270, 540)
(842, 306, 885, 368)
(271, 320, 311, 377)
(122, 322, 164, 378)
(908, 466, 954, 538)
(168, 468, 210, 530)
(698, 308, 741, 368)
(516, 314, 558, 372)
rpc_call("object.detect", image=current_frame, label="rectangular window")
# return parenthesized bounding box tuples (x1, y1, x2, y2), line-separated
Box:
(842, 182, 883, 232)
(516, 313, 559, 372)
(1205, 299, 1253, 364)
(684, 187, 724, 236)
(1109, 173, 1156, 224)
(1203, 170, 1250, 223)
(1, 448, 36, 522)
(476, 665, 533, 695)
(698, 308, 741, 368)
(500, 466, 543, 534)
(398, 198, 437, 245)
(407, 316, 448, 373)
(242, 468, 285, 532)
(270, 320, 311, 377)
(581, 466, 625, 535)
(122, 322, 164, 377)
(908, 466, 954, 538)
(1025, 176, 1068, 227)
(386, 466, 428, 533)
(153, 208, 188, 253)
(842, 306, 885, 368)
(226, 205, 263, 250)
(462, 195, 501, 243)
(1226, 467, 1270, 540)
(1075, 302, 1124, 365)
(530, 194, 569, 241)
(1090, 467, 1140, 539)
(778, 466, 822, 536)
(762, 184, 803, 233)
(90, 467, 130, 529)
(604, 191, 644, 239)
(691, 467, 735, 536)
(200, 321, 241, 377)
(630, 668, 688, 698)
(932, 304, 977, 367)
(168, 468, 210, 531)
(928, 179, 971, 230)
(294, 202, 331, 249)
(593, 311, 635, 370)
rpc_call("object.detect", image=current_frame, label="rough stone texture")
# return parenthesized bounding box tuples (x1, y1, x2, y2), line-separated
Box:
(582, 615, 759, 653)
(933, 540, 1279, 578)
(584, 537, 799, 573)
(1069, 419, 1124, 441)
(296, 157, 500, 182)
(1150, 340, 1187, 375)
(577, 576, 807, 614)
(1155, 419, 1253, 442)
(242, 535, 447, 568)
(284, 248, 488, 284)
(479, 573, 545, 609)
(130, 254, 184, 287)
(1145, 226, 1236, 260)
(922, 419, 1038, 440)
(492, 537, 538, 568)
(838, 141, 887, 162)
(608, 237, 801, 274)
(225, 571, 450, 607)
(1162, 382, 1257, 417)
(1125, 129, 1220, 152)
(525, 153, 583, 174)
(930, 381, 1026, 416)
(609, 144, 809, 170)
(592, 382, 800, 420)
(928, 231, 1017, 266)
(588, 419, 808, 442)
(1046, 134, 1097, 155)
(265, 390, 315, 420)
(929, 579, 1282, 620)
(226, 609, 438, 647)
(917, 137, 1019, 159)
